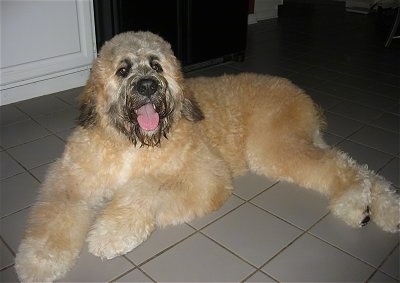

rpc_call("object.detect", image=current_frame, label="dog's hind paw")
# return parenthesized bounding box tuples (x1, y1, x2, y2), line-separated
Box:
(370, 178, 400, 233)
(330, 184, 371, 229)
(360, 206, 371, 227)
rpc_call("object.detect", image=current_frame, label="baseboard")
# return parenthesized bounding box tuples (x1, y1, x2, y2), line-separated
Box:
(248, 14, 258, 24)
(0, 68, 90, 105)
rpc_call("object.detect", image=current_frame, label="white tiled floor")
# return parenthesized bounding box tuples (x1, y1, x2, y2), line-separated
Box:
(1, 2, 399, 282)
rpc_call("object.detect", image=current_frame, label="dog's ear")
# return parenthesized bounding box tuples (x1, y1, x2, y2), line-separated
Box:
(182, 89, 204, 122)
(77, 75, 98, 128)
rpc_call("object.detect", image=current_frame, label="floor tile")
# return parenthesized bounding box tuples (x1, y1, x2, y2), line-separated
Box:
(230, 57, 295, 77)
(53, 87, 82, 106)
(379, 246, 399, 280)
(141, 233, 255, 282)
(325, 112, 364, 137)
(233, 172, 277, 200)
(378, 157, 399, 187)
(1, 241, 14, 269)
(125, 223, 195, 265)
(368, 271, 398, 282)
(188, 195, 244, 230)
(0, 151, 25, 180)
(29, 162, 53, 183)
(35, 108, 79, 133)
(334, 73, 379, 91)
(369, 112, 399, 134)
(287, 72, 328, 90)
(7, 135, 65, 169)
(337, 140, 394, 172)
(0, 105, 29, 127)
(244, 271, 276, 282)
(113, 268, 154, 282)
(251, 181, 329, 230)
(55, 128, 75, 142)
(1, 208, 30, 252)
(310, 214, 399, 267)
(301, 66, 343, 81)
(306, 88, 343, 110)
(185, 63, 239, 78)
(262, 233, 375, 282)
(60, 246, 134, 283)
(348, 126, 399, 155)
(0, 173, 39, 218)
(0, 266, 19, 283)
(0, 119, 50, 149)
(368, 83, 400, 100)
(323, 132, 344, 146)
(202, 203, 301, 267)
(329, 101, 383, 123)
(278, 58, 314, 73)
(15, 95, 70, 117)
(316, 81, 398, 112)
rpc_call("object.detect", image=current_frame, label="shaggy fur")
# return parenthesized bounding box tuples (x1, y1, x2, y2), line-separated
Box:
(15, 31, 399, 282)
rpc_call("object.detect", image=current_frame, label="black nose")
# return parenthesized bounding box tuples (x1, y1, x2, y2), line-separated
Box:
(136, 78, 158, 97)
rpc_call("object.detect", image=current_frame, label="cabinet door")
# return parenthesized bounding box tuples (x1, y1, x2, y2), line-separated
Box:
(0, 0, 95, 105)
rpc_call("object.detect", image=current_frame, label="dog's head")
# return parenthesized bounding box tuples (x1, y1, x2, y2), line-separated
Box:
(78, 31, 203, 146)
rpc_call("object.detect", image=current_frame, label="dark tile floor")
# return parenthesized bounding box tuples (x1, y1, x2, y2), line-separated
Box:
(1, 2, 399, 282)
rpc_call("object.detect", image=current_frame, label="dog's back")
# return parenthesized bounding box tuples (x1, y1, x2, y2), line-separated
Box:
(186, 73, 321, 176)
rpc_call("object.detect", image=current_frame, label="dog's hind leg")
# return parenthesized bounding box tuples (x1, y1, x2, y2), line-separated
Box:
(247, 129, 399, 232)
(245, 91, 399, 232)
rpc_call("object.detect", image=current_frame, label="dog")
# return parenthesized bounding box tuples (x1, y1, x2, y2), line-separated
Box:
(15, 31, 399, 282)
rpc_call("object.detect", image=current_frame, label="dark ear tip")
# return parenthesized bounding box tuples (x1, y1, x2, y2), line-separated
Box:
(77, 80, 98, 128)
(77, 98, 97, 128)
(182, 97, 204, 122)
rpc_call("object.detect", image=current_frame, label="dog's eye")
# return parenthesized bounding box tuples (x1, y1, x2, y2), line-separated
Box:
(150, 61, 163, 73)
(116, 66, 130, 78)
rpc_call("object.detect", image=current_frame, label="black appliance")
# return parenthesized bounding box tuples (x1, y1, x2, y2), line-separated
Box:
(93, 0, 248, 70)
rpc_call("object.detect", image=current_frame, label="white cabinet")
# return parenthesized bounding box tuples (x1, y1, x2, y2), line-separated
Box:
(0, 0, 96, 105)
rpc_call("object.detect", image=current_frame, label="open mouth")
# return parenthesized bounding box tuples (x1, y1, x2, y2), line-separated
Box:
(135, 103, 160, 131)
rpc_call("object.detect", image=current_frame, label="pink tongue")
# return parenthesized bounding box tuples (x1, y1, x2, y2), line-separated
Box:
(136, 103, 159, 131)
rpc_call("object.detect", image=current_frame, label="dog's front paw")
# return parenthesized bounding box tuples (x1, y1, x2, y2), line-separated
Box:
(87, 218, 155, 259)
(15, 239, 77, 282)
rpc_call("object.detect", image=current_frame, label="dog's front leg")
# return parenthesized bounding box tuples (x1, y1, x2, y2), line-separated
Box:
(15, 193, 94, 282)
(87, 180, 156, 259)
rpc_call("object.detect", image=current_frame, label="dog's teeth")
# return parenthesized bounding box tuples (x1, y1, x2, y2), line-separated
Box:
(152, 104, 156, 110)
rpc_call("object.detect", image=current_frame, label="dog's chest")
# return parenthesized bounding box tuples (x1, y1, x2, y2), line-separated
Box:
(114, 146, 183, 183)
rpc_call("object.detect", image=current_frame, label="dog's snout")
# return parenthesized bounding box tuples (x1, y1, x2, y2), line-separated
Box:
(136, 78, 158, 97)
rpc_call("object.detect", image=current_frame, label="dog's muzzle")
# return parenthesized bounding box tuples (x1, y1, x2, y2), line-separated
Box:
(136, 77, 159, 98)
(131, 77, 163, 132)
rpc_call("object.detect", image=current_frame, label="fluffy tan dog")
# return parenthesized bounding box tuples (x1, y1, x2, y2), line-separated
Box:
(15, 31, 399, 282)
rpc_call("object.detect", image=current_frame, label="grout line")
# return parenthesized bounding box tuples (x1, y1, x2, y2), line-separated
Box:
(0, 151, 44, 184)
(0, 264, 15, 274)
(366, 242, 400, 282)
(109, 264, 157, 283)
(0, 205, 32, 221)
(1, 235, 16, 257)
(134, 228, 199, 269)
(197, 229, 261, 271)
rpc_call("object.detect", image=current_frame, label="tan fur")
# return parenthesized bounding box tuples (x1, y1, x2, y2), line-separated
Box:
(15, 31, 399, 282)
